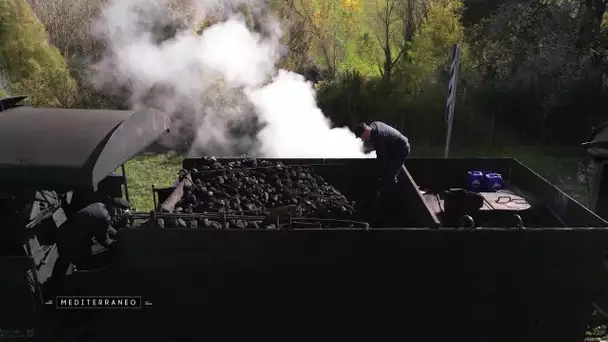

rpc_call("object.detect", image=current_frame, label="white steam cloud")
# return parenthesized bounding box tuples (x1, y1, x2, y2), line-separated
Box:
(90, 0, 374, 158)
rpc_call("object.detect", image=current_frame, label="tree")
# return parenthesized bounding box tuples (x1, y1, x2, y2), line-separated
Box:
(366, 0, 406, 83)
(365, 0, 440, 83)
(288, 0, 359, 78)
(274, 0, 315, 71)
(577, 0, 607, 43)
(469, 1, 602, 143)
(0, 0, 77, 107)
(28, 0, 105, 69)
(403, 0, 467, 89)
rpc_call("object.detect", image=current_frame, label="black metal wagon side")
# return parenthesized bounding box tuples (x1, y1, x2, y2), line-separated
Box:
(0, 102, 170, 338)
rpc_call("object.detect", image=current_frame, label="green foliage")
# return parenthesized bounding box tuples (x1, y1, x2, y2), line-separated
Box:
(338, 31, 382, 76)
(288, 0, 362, 77)
(0, 0, 77, 107)
(317, 70, 374, 125)
(318, 0, 608, 146)
(400, 0, 467, 93)
(467, 1, 607, 143)
(11, 0, 606, 147)
(317, 0, 469, 143)
(123, 152, 184, 211)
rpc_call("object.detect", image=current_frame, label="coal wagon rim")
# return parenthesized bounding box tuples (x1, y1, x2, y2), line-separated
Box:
(583, 120, 608, 158)
(178, 156, 608, 228)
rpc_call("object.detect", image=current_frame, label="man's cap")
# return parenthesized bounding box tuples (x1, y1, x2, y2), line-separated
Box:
(353, 122, 367, 137)
(107, 197, 131, 210)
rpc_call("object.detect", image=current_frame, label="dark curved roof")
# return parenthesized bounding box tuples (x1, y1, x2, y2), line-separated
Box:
(0, 106, 170, 191)
(583, 121, 608, 158)
(0, 95, 27, 111)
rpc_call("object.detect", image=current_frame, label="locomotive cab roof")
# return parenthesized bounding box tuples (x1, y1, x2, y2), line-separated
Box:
(0, 106, 170, 191)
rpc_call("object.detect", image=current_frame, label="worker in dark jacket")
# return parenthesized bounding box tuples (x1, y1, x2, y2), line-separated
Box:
(354, 121, 411, 186)
(47, 197, 131, 295)
(354, 122, 410, 226)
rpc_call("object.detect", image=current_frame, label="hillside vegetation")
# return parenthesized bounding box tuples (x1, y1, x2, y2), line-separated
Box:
(1, 0, 603, 208)
(0, 0, 602, 148)
(1, 0, 606, 207)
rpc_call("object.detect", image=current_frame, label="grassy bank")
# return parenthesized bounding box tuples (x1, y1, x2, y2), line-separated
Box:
(123, 146, 591, 211)
(123, 152, 184, 211)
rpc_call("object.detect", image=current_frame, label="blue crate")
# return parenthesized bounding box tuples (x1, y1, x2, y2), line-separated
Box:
(466, 171, 484, 192)
(484, 173, 504, 191)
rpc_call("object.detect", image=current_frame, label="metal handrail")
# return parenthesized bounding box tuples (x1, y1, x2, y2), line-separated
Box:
(125, 211, 370, 230)
(460, 215, 475, 229)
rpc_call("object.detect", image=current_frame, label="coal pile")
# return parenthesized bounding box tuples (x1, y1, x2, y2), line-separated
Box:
(167, 157, 359, 229)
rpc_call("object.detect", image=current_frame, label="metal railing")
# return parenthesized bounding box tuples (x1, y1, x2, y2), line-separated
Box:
(126, 211, 370, 230)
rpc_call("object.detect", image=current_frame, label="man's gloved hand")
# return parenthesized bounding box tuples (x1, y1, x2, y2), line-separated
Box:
(108, 227, 117, 237)
(104, 238, 116, 248)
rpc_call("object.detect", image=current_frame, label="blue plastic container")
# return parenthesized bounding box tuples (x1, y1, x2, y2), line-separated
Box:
(484, 173, 504, 191)
(466, 171, 484, 192)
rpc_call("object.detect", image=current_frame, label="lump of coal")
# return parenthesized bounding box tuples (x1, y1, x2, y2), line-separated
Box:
(229, 219, 247, 229)
(209, 220, 223, 229)
(168, 158, 357, 228)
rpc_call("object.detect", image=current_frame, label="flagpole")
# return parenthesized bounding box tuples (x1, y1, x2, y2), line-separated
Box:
(444, 43, 460, 158)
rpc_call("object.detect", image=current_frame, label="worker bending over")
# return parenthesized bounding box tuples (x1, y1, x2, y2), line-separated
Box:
(47, 197, 131, 295)
(354, 121, 410, 226)
(354, 121, 411, 187)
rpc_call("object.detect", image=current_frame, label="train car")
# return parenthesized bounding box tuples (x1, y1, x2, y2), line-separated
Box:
(2, 99, 608, 342)
(0, 97, 171, 340)
(82, 156, 608, 342)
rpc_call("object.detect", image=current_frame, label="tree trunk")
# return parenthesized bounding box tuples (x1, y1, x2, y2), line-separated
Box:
(538, 109, 549, 145)
(468, 110, 474, 143)
(403, 0, 415, 43)
(489, 114, 496, 144)
(383, 41, 392, 84)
